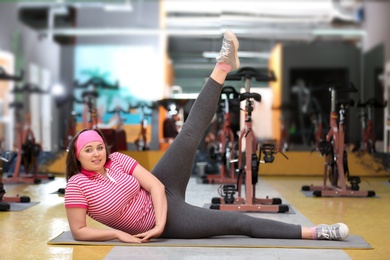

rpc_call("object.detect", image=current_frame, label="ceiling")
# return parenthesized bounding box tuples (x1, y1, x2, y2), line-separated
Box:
(15, 0, 365, 92)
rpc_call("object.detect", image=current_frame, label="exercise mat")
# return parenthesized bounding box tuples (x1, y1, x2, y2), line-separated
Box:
(48, 231, 372, 250)
(1, 201, 39, 211)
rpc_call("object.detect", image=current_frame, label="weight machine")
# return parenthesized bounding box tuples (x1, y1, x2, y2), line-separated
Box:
(210, 67, 289, 213)
(302, 82, 376, 197)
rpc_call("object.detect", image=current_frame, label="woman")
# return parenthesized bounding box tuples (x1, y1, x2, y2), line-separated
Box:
(65, 30, 349, 243)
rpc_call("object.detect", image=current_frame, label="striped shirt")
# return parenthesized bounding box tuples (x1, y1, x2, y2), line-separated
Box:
(65, 152, 156, 234)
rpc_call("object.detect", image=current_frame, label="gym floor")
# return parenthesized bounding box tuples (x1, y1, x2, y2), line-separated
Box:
(1, 173, 389, 259)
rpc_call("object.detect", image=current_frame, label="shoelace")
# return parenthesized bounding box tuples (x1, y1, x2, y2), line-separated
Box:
(218, 39, 231, 61)
(317, 225, 339, 240)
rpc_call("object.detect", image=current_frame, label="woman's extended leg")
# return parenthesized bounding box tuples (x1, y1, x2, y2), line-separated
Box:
(152, 30, 239, 199)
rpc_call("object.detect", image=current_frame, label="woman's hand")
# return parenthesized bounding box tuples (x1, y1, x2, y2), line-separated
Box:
(134, 225, 164, 242)
(116, 230, 144, 243)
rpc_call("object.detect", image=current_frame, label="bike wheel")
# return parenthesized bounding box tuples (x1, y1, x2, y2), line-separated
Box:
(327, 149, 338, 186)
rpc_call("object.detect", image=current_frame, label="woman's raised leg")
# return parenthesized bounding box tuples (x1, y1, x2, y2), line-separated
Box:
(152, 31, 240, 199)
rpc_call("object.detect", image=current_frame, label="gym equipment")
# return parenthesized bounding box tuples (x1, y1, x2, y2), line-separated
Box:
(3, 83, 54, 184)
(272, 103, 294, 152)
(0, 155, 11, 211)
(63, 110, 79, 150)
(202, 86, 239, 184)
(104, 106, 128, 152)
(210, 67, 289, 213)
(302, 82, 376, 197)
(0, 67, 23, 81)
(74, 76, 119, 129)
(309, 108, 325, 151)
(130, 102, 154, 151)
(1, 140, 31, 211)
(357, 98, 387, 153)
(0, 67, 30, 207)
(157, 98, 189, 141)
(74, 77, 128, 150)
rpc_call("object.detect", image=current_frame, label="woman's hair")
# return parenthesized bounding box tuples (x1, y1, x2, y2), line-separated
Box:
(65, 128, 110, 181)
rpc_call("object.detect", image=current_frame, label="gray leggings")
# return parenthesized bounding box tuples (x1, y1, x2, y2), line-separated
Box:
(152, 78, 302, 239)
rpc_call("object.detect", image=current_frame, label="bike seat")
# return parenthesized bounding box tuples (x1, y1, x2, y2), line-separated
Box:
(82, 90, 99, 99)
(12, 83, 46, 94)
(239, 92, 261, 102)
(337, 98, 354, 108)
(226, 67, 276, 82)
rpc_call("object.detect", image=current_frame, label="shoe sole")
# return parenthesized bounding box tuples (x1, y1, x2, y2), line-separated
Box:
(224, 30, 240, 69)
(336, 222, 349, 240)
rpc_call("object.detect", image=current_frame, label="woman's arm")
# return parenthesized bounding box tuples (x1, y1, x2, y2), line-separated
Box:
(66, 207, 143, 243)
(131, 164, 167, 242)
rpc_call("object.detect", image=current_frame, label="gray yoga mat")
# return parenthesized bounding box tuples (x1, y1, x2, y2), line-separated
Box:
(1, 201, 40, 211)
(48, 230, 372, 250)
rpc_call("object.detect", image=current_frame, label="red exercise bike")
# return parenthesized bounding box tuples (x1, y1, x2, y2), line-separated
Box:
(357, 98, 387, 153)
(210, 67, 289, 213)
(302, 82, 376, 197)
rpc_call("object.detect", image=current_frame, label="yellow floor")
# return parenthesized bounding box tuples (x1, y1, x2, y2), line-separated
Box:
(1, 175, 389, 259)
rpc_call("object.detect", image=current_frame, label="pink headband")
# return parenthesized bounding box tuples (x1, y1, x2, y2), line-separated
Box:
(76, 130, 104, 157)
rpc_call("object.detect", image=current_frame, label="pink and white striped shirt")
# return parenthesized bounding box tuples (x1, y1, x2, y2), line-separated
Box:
(65, 152, 156, 234)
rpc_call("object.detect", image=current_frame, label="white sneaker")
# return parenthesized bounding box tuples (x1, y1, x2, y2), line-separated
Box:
(315, 223, 349, 240)
(216, 30, 240, 72)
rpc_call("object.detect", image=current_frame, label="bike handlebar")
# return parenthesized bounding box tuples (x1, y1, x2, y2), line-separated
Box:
(357, 97, 387, 108)
(12, 83, 47, 94)
(74, 77, 119, 90)
(0, 67, 23, 82)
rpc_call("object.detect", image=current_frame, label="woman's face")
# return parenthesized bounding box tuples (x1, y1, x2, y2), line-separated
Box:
(78, 141, 107, 172)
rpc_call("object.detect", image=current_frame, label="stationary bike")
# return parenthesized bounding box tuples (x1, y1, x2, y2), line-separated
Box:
(357, 98, 387, 153)
(0, 150, 31, 211)
(210, 67, 289, 213)
(302, 82, 376, 197)
(3, 83, 54, 184)
(74, 76, 119, 129)
(0, 69, 31, 207)
(131, 103, 154, 151)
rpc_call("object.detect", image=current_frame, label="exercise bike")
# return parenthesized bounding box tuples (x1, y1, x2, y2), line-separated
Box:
(0, 153, 31, 211)
(131, 103, 154, 151)
(3, 83, 54, 184)
(272, 103, 294, 152)
(203, 86, 239, 184)
(74, 76, 119, 129)
(302, 82, 376, 197)
(210, 67, 289, 213)
(357, 98, 387, 153)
